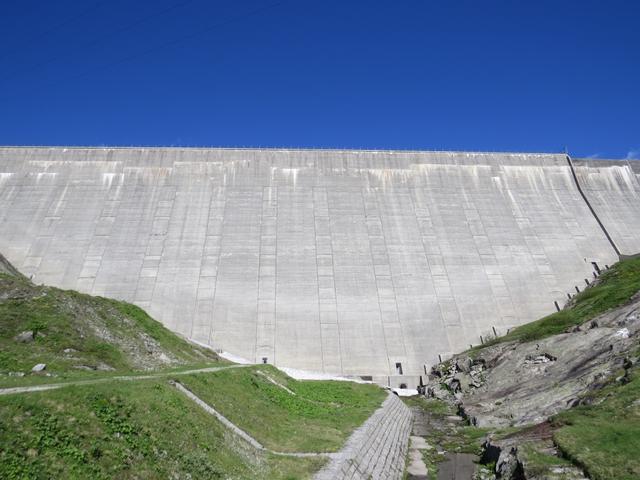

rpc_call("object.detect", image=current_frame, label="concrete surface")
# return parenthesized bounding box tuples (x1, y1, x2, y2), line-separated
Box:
(314, 393, 412, 480)
(406, 435, 430, 479)
(573, 158, 640, 256)
(0, 147, 634, 377)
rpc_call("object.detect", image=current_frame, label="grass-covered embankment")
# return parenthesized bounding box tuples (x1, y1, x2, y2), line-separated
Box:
(0, 378, 325, 479)
(552, 365, 640, 480)
(0, 271, 223, 386)
(178, 365, 386, 452)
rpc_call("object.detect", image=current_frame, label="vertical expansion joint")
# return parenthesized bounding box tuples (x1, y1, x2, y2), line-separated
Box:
(566, 155, 621, 258)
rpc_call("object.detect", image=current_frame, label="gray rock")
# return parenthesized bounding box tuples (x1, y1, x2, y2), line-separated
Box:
(446, 294, 640, 427)
(456, 357, 471, 373)
(31, 363, 46, 372)
(14, 330, 35, 343)
(496, 446, 523, 479)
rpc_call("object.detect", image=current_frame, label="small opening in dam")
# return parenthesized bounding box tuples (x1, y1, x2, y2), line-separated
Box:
(395, 362, 403, 375)
(262, 357, 268, 364)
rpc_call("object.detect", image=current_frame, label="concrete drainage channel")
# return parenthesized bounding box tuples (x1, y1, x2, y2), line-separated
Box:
(311, 394, 412, 479)
(171, 380, 414, 479)
(170, 380, 330, 458)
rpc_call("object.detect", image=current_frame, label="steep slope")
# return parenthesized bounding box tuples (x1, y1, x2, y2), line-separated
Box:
(0, 254, 387, 479)
(0, 266, 222, 383)
(0, 374, 328, 479)
(416, 257, 640, 479)
(431, 256, 640, 428)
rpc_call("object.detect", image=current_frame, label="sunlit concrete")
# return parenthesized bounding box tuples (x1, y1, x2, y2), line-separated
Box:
(572, 158, 640, 256)
(0, 147, 633, 377)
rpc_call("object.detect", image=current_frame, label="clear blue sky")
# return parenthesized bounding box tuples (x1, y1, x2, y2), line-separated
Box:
(1, 0, 638, 158)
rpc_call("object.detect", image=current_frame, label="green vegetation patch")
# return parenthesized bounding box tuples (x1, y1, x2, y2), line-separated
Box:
(480, 256, 640, 346)
(402, 396, 456, 416)
(552, 367, 640, 480)
(178, 365, 386, 453)
(518, 443, 575, 478)
(0, 379, 324, 480)
(0, 273, 221, 385)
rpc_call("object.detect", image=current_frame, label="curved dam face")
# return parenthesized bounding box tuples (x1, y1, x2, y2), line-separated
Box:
(0, 148, 637, 378)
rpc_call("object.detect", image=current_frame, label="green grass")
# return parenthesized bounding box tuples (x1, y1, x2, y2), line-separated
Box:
(0, 273, 223, 385)
(177, 365, 387, 453)
(552, 367, 640, 480)
(478, 256, 640, 347)
(0, 379, 325, 480)
(518, 443, 575, 478)
(402, 396, 457, 416)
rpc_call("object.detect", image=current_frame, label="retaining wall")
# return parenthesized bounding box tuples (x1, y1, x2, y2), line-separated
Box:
(314, 393, 412, 480)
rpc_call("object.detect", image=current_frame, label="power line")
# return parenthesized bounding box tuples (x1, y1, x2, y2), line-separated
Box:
(78, 0, 288, 77)
(0, 1, 107, 64)
(17, 0, 287, 91)
(0, 0, 198, 84)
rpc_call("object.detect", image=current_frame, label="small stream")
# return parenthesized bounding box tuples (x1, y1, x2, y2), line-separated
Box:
(436, 453, 477, 480)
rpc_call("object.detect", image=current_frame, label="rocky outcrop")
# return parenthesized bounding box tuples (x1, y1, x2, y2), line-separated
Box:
(428, 293, 640, 427)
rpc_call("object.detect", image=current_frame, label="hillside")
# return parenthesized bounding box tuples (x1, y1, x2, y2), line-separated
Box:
(0, 261, 223, 386)
(0, 255, 387, 479)
(410, 257, 640, 480)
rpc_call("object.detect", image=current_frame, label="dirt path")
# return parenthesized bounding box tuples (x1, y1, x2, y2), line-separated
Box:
(0, 364, 250, 396)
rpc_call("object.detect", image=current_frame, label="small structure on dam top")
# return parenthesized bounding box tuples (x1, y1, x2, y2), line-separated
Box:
(1, 147, 639, 385)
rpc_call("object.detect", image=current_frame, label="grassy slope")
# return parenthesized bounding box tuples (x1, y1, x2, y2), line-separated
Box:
(552, 366, 640, 480)
(0, 378, 325, 480)
(178, 365, 387, 452)
(482, 256, 640, 346)
(0, 272, 223, 386)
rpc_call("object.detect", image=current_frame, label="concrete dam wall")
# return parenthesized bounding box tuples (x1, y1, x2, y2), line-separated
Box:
(0, 147, 638, 379)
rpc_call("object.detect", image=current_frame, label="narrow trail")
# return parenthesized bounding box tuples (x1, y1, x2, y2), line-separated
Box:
(0, 363, 250, 396)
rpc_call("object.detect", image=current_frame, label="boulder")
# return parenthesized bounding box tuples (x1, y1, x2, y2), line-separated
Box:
(456, 357, 471, 373)
(31, 363, 46, 372)
(497, 447, 520, 478)
(14, 331, 35, 343)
